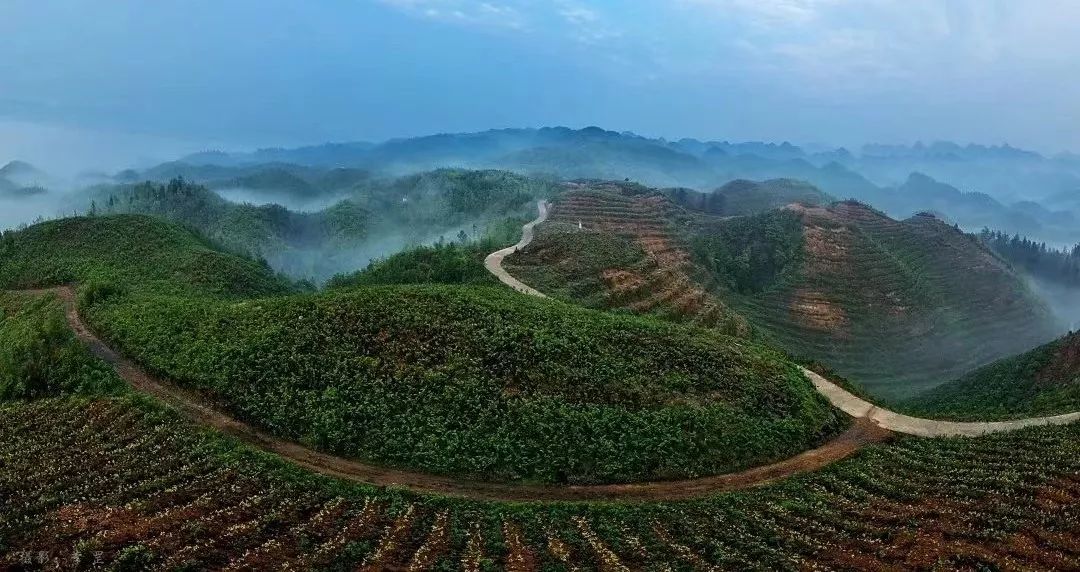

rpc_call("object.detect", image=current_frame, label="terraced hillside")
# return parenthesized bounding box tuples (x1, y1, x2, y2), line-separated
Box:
(508, 182, 1060, 399)
(736, 202, 1060, 399)
(506, 182, 749, 335)
(909, 330, 1080, 420)
(0, 214, 843, 485)
(3, 397, 1078, 570)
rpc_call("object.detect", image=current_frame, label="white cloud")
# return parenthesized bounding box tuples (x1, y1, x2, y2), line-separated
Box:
(377, 0, 527, 30)
(555, 1, 621, 45)
(678, 0, 1080, 95)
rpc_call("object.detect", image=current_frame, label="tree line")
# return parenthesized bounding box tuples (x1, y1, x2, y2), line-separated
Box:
(979, 228, 1080, 287)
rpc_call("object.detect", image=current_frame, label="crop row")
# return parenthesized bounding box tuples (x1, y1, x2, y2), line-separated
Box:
(2, 397, 1077, 570)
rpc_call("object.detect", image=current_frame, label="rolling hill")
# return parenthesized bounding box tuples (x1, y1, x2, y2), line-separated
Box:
(0, 213, 845, 485)
(2, 198, 1079, 569)
(157, 128, 1080, 249)
(507, 181, 1061, 399)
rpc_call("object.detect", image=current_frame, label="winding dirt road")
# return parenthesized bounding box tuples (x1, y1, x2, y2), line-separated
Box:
(490, 200, 1080, 438)
(32, 285, 886, 502)
(483, 200, 550, 298)
(24, 200, 1077, 502)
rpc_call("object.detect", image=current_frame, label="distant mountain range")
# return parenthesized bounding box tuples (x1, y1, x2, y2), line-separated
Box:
(7, 127, 1074, 246)
(146, 127, 1080, 246)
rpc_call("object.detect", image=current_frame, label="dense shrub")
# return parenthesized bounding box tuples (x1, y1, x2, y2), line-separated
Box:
(0, 292, 123, 399)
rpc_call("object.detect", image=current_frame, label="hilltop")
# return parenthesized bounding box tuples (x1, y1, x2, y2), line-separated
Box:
(507, 181, 1061, 399)
(0, 214, 293, 298)
(665, 178, 834, 216)
(0, 160, 45, 182)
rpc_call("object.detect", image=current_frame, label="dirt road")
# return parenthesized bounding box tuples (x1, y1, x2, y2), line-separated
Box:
(483, 200, 549, 298)
(24, 285, 886, 502)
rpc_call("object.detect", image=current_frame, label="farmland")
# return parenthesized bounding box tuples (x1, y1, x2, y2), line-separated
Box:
(2, 396, 1077, 569)
(2, 184, 1079, 569)
(509, 183, 1061, 400)
(0, 214, 844, 485)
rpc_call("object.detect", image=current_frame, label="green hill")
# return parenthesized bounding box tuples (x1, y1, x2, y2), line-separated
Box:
(722, 202, 1060, 399)
(0, 214, 844, 485)
(907, 331, 1080, 420)
(0, 214, 292, 298)
(0, 291, 125, 400)
(508, 182, 1060, 400)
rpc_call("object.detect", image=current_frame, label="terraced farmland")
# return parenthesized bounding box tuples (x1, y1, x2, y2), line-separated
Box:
(3, 397, 1078, 570)
(736, 203, 1060, 399)
(507, 183, 748, 334)
(0, 214, 844, 486)
(510, 182, 1061, 400)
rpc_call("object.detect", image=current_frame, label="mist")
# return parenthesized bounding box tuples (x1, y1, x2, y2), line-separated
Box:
(0, 185, 104, 232)
(213, 188, 347, 214)
(1028, 278, 1080, 333)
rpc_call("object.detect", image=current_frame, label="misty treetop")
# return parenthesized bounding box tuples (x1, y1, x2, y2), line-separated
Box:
(90, 169, 552, 281)
(979, 228, 1080, 288)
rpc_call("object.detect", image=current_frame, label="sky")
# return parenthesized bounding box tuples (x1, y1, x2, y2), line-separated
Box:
(2, 0, 1079, 174)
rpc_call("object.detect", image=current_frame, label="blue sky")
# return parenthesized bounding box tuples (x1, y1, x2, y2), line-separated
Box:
(2, 0, 1079, 172)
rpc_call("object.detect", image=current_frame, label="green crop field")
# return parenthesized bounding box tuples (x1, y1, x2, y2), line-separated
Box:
(0, 214, 843, 485)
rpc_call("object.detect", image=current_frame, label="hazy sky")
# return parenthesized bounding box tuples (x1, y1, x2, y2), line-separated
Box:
(3, 0, 1079, 173)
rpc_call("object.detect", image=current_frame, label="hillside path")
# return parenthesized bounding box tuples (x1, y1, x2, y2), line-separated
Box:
(491, 200, 1080, 438)
(29, 285, 888, 502)
(483, 200, 549, 298)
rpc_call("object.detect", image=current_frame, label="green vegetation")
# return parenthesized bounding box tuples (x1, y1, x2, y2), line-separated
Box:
(665, 179, 833, 217)
(980, 228, 1080, 287)
(727, 205, 1060, 399)
(710, 178, 834, 216)
(512, 184, 1059, 400)
(328, 241, 498, 287)
(908, 331, 1080, 420)
(3, 396, 1077, 569)
(94, 169, 551, 281)
(328, 216, 527, 288)
(0, 214, 293, 298)
(95, 178, 370, 265)
(0, 291, 124, 400)
(505, 229, 648, 308)
(690, 209, 805, 294)
(0, 213, 842, 485)
(90, 285, 842, 484)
